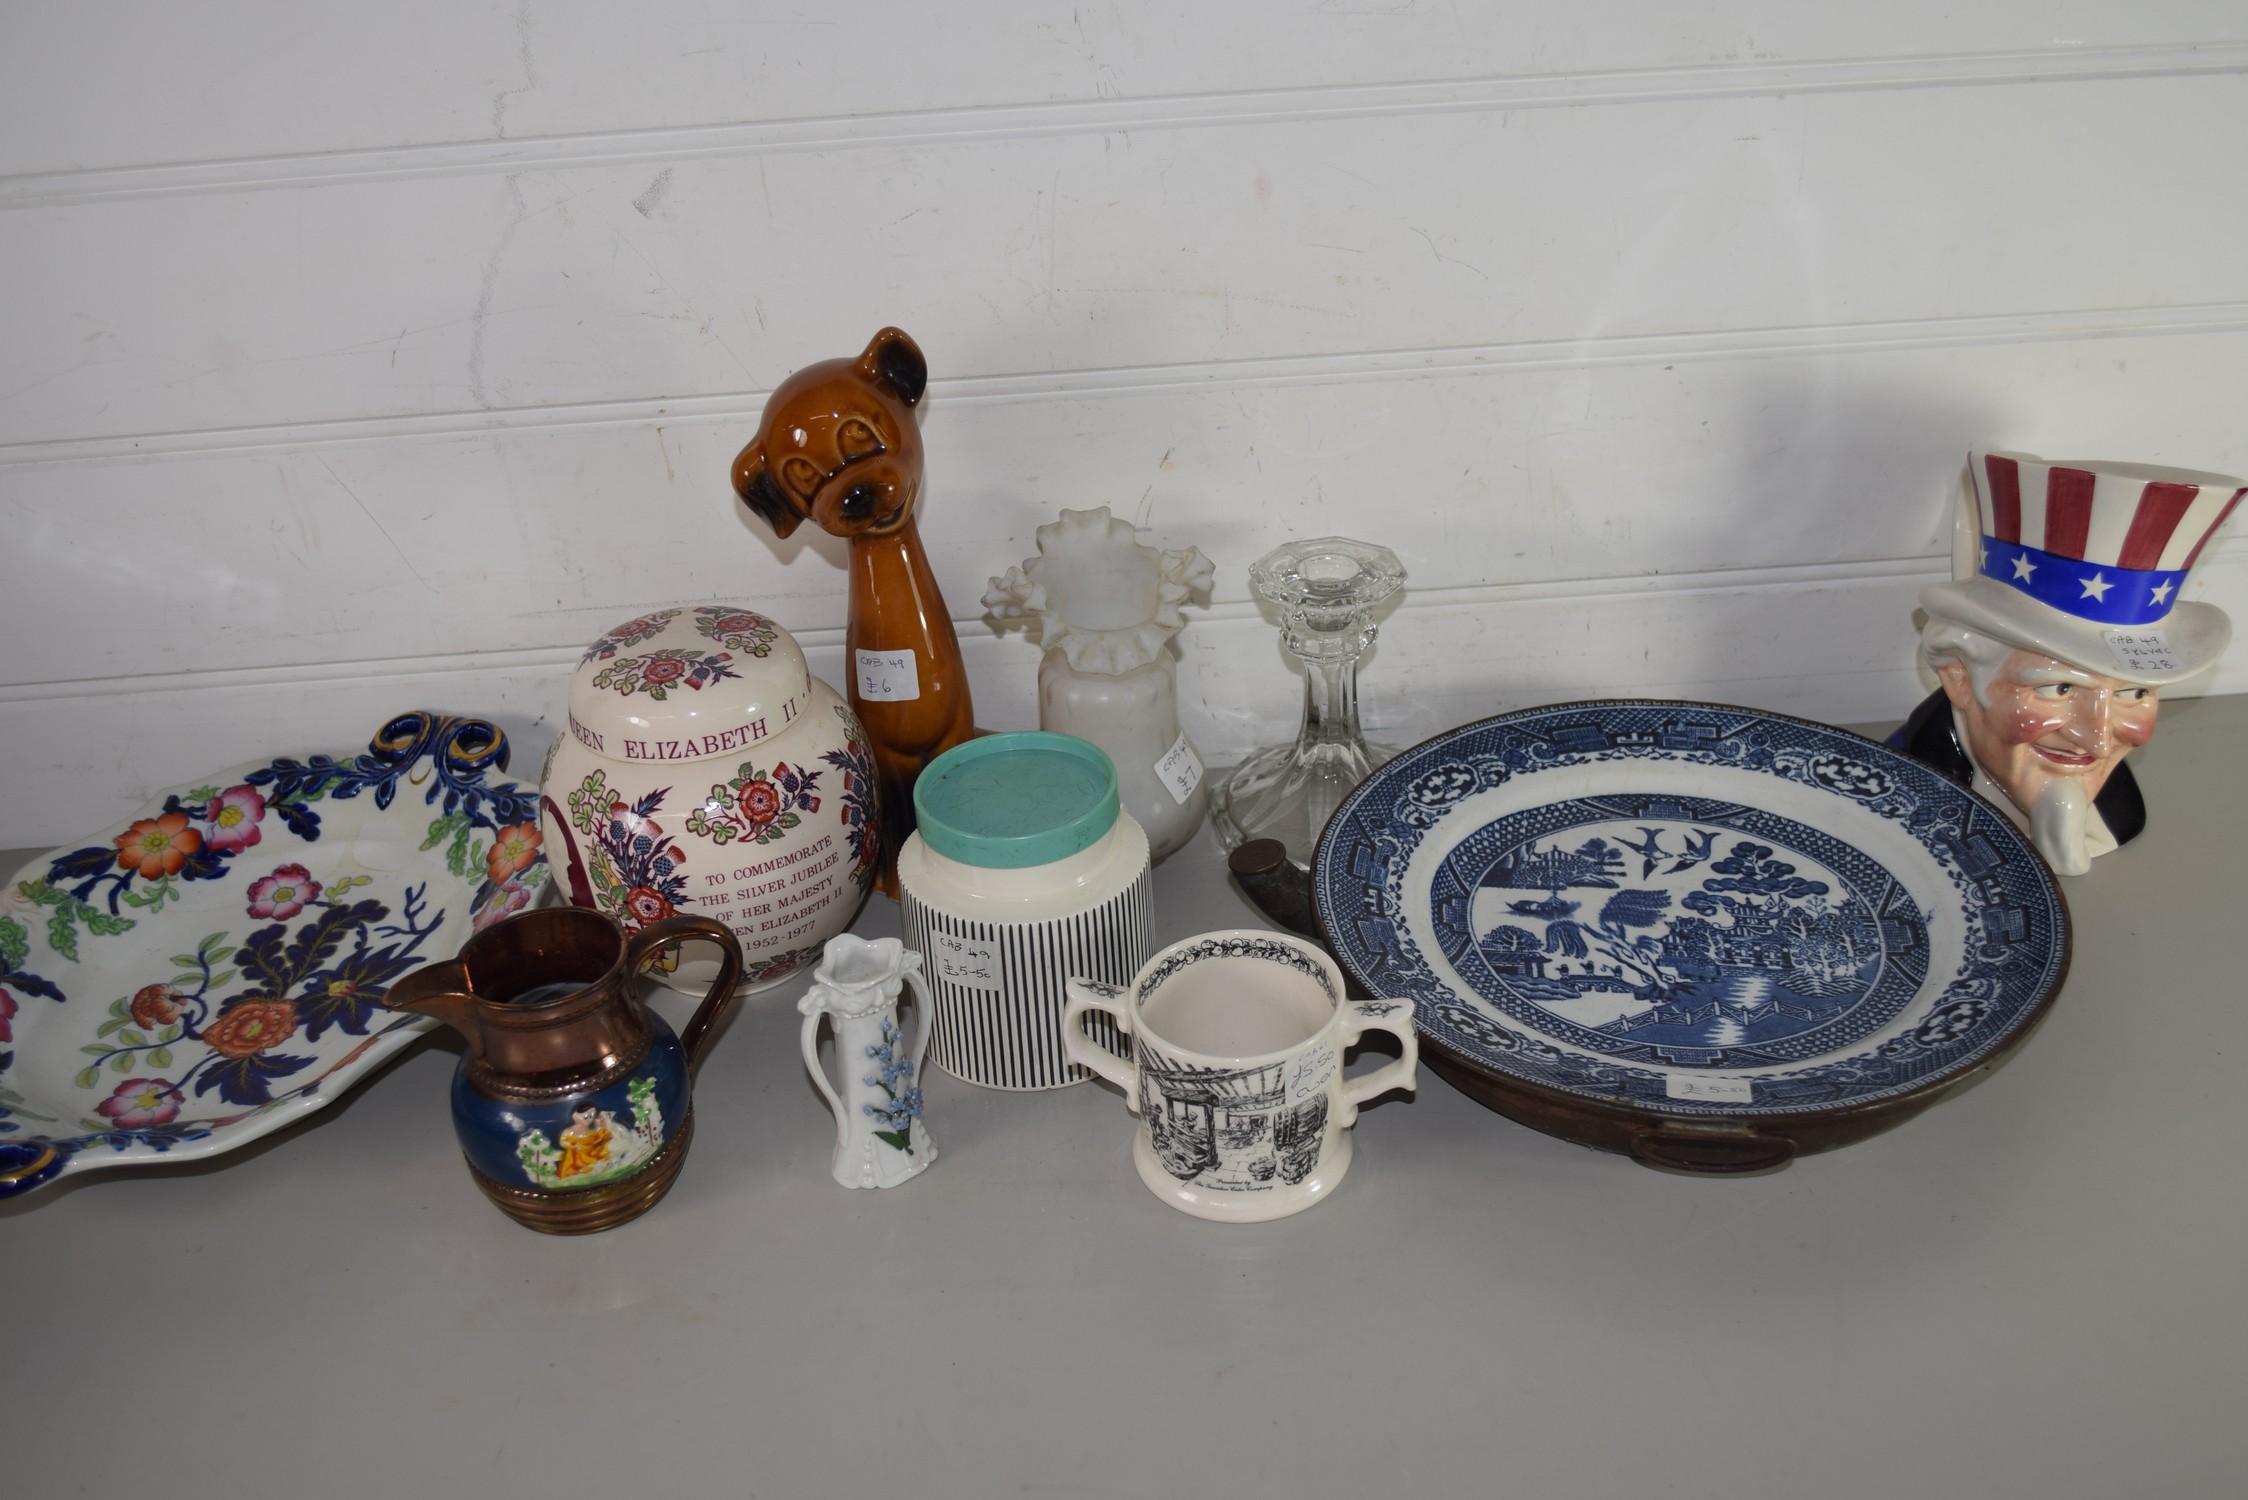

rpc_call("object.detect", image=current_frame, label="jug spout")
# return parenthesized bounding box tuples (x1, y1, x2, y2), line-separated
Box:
(384, 958, 485, 1057)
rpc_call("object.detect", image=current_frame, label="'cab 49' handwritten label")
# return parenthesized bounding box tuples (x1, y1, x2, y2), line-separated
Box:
(2104, 628, 2182, 675)
(1665, 1075, 1755, 1104)
(854, 648, 921, 702)
(1152, 733, 1204, 805)
(928, 931, 1000, 992)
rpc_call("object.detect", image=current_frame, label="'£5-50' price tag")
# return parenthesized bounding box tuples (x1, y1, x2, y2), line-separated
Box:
(928, 931, 1000, 992)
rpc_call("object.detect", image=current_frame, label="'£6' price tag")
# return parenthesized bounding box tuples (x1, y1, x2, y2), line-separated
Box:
(854, 648, 921, 702)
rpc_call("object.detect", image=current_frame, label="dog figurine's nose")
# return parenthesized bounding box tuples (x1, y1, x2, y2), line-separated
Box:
(840, 484, 881, 522)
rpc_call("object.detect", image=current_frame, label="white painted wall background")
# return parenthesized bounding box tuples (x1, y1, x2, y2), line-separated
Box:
(2, 2, 2244, 848)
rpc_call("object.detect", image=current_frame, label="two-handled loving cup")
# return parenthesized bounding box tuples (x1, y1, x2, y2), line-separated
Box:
(1064, 929, 1416, 1222)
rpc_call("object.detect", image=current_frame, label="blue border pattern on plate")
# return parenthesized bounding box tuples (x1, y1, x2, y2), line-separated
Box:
(1313, 702, 2068, 1116)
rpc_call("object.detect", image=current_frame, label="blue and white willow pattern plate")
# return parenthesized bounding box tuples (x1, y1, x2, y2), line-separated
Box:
(1314, 702, 2068, 1117)
(0, 714, 546, 1198)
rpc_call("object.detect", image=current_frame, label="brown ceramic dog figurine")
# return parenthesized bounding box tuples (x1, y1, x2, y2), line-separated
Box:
(731, 327, 977, 892)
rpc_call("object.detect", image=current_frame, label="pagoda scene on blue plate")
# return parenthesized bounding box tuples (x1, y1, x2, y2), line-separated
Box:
(1467, 803, 1927, 1067)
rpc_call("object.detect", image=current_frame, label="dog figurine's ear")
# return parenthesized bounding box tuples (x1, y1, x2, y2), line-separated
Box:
(731, 441, 801, 539)
(859, 327, 927, 409)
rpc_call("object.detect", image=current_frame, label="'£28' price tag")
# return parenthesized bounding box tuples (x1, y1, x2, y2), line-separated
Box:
(2104, 628, 2181, 675)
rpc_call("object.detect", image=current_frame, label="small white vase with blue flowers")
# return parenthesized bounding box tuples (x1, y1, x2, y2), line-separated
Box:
(799, 934, 936, 1188)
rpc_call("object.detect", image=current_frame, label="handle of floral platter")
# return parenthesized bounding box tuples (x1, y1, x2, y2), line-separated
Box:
(1062, 978, 1139, 1110)
(624, 914, 744, 1072)
(0, 1141, 69, 1200)
(1338, 998, 1419, 1127)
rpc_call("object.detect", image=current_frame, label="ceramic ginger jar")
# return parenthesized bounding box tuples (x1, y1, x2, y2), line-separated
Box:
(540, 605, 881, 994)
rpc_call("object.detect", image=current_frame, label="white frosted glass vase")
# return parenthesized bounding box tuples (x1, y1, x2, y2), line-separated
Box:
(1038, 650, 1203, 863)
(984, 507, 1214, 863)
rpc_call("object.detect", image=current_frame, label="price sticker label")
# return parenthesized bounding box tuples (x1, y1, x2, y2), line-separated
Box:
(1152, 733, 1205, 806)
(854, 648, 921, 702)
(929, 931, 1001, 992)
(1285, 1041, 1339, 1105)
(2104, 628, 2181, 675)
(1666, 1075, 1755, 1104)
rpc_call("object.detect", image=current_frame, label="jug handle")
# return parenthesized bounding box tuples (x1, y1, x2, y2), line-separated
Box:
(623, 915, 744, 1072)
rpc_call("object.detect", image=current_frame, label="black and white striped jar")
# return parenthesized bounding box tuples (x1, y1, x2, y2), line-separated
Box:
(896, 733, 1154, 1089)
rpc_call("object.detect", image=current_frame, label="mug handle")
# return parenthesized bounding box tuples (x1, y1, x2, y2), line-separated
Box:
(1062, 978, 1138, 1111)
(1338, 998, 1419, 1127)
(625, 914, 745, 1072)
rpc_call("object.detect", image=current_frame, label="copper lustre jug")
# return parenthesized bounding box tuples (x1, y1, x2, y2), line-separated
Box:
(386, 906, 742, 1233)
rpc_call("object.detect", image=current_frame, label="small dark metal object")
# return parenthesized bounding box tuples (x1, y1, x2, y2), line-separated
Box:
(388, 906, 743, 1232)
(1225, 841, 1328, 968)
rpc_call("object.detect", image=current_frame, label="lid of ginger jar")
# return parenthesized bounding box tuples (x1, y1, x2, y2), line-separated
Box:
(566, 604, 813, 765)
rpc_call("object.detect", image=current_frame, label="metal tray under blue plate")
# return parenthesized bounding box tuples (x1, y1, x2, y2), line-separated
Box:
(1313, 701, 2069, 1161)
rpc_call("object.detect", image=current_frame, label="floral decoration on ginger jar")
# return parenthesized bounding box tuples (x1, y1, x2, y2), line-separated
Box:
(539, 604, 879, 994)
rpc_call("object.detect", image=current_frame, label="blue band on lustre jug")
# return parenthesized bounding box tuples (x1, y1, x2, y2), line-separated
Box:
(385, 905, 743, 1233)
(451, 1026, 690, 1193)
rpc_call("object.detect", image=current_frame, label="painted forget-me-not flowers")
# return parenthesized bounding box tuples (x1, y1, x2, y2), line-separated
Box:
(862, 1018, 924, 1152)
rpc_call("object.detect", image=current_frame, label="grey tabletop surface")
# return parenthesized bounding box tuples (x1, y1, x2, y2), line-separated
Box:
(4, 698, 2243, 1500)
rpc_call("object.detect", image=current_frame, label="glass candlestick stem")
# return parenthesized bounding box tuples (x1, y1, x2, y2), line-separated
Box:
(1211, 537, 1405, 863)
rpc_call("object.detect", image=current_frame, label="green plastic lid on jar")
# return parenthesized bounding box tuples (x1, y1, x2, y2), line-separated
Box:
(912, 732, 1120, 869)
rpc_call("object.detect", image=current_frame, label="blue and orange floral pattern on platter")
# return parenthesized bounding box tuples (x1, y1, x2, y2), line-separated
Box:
(0, 713, 548, 1198)
(1314, 702, 2068, 1116)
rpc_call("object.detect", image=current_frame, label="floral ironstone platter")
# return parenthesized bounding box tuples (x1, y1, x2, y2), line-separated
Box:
(1311, 701, 2071, 1172)
(0, 713, 548, 1199)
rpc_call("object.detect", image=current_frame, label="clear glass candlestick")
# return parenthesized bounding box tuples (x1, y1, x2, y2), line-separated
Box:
(1211, 537, 1406, 863)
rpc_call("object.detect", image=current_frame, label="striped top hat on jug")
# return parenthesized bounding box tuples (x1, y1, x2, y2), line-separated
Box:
(1923, 451, 2243, 684)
